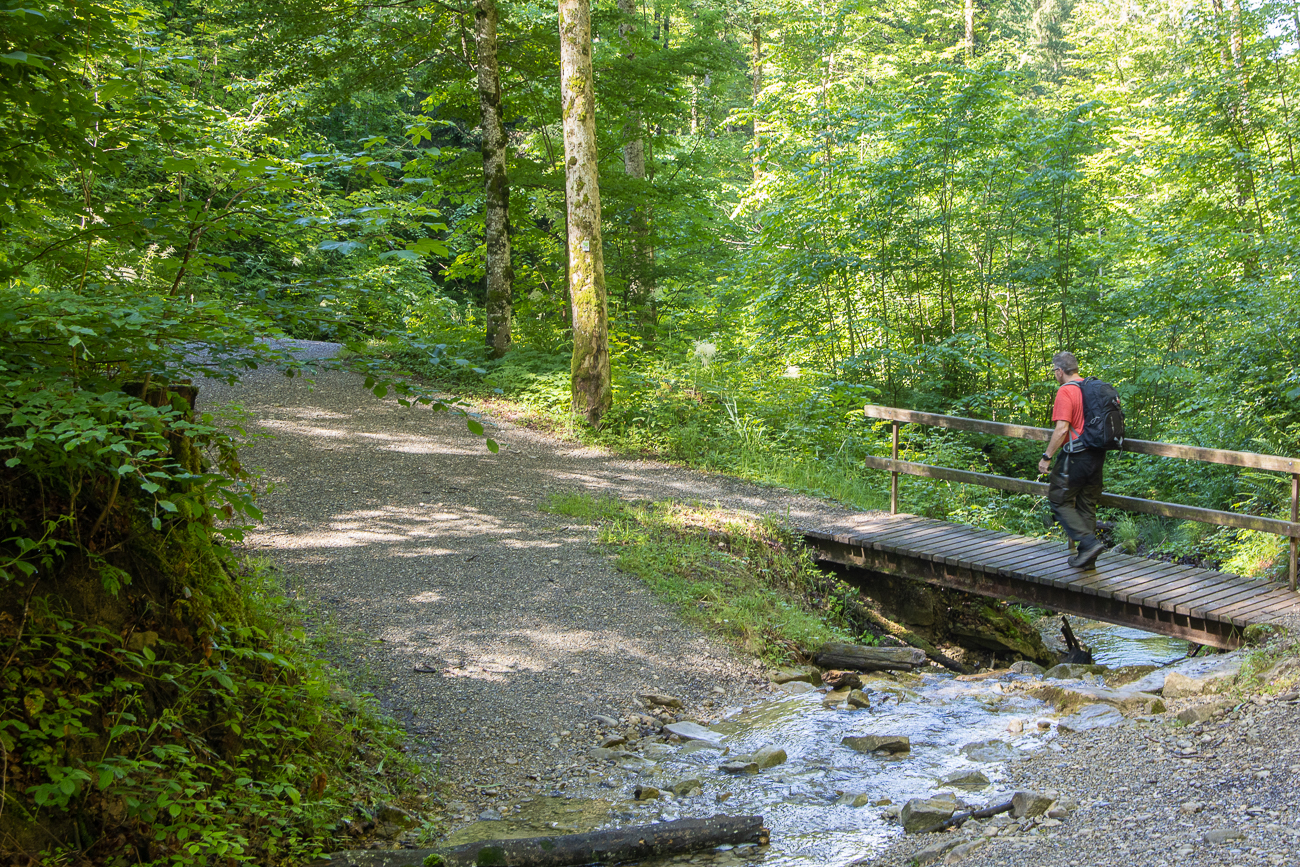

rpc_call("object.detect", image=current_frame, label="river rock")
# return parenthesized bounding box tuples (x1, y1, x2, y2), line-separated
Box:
(1204, 826, 1246, 843)
(670, 778, 703, 796)
(837, 792, 872, 807)
(847, 689, 871, 709)
(822, 688, 851, 708)
(779, 681, 817, 695)
(1164, 661, 1241, 698)
(663, 721, 723, 745)
(959, 739, 1022, 762)
(939, 769, 990, 790)
(589, 747, 636, 762)
(1009, 660, 1046, 676)
(1176, 698, 1236, 725)
(1057, 703, 1125, 732)
(634, 785, 661, 801)
(592, 714, 620, 727)
(901, 796, 956, 833)
(601, 735, 627, 748)
(771, 666, 821, 685)
(680, 740, 725, 756)
(639, 693, 684, 709)
(719, 760, 760, 775)
(912, 838, 960, 865)
(842, 734, 911, 754)
(1028, 682, 1165, 716)
(824, 670, 864, 689)
(750, 745, 787, 769)
(1011, 790, 1054, 818)
(1044, 663, 1108, 679)
(943, 839, 987, 863)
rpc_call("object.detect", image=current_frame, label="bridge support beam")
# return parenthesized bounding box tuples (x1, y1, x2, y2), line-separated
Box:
(806, 535, 1243, 650)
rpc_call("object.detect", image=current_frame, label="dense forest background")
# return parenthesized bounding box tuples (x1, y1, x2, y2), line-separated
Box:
(4, 0, 1300, 859)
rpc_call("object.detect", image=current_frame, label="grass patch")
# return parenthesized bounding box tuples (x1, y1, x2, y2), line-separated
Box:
(542, 492, 876, 663)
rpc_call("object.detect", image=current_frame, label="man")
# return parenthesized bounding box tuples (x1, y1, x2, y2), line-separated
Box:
(1036, 351, 1106, 569)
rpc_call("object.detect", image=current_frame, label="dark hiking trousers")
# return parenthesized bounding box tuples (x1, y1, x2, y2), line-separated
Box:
(1048, 448, 1105, 549)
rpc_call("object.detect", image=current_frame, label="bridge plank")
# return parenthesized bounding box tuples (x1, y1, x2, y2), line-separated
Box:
(1179, 583, 1272, 625)
(871, 523, 958, 558)
(1164, 575, 1265, 618)
(1210, 587, 1300, 623)
(1136, 567, 1244, 611)
(1112, 563, 1206, 604)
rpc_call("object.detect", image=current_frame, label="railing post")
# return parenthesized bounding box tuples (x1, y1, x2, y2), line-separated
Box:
(890, 421, 900, 515)
(1291, 473, 1298, 591)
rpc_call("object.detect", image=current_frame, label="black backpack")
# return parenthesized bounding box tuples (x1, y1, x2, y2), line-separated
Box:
(1064, 378, 1126, 452)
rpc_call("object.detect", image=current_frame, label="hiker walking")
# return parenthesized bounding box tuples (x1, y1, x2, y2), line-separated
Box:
(1037, 351, 1108, 569)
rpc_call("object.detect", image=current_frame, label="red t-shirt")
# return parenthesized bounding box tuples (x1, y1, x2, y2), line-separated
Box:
(1052, 382, 1085, 444)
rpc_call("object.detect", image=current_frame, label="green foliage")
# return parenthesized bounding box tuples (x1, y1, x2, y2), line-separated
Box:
(1, 552, 426, 864)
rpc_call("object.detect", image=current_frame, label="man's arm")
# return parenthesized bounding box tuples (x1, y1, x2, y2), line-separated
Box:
(1036, 420, 1073, 475)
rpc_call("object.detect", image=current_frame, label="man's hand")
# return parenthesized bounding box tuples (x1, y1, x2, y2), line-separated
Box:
(1037, 457, 1051, 476)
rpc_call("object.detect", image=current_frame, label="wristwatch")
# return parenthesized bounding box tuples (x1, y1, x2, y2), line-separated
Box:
(1041, 452, 1051, 461)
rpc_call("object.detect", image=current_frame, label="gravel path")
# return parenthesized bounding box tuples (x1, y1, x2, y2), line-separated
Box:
(198, 341, 872, 801)
(201, 342, 1300, 866)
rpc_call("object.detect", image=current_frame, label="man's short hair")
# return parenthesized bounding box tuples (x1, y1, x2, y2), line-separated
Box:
(1052, 351, 1079, 374)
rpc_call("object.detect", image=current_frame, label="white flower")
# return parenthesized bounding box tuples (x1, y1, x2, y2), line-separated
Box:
(782, 365, 801, 379)
(692, 340, 717, 366)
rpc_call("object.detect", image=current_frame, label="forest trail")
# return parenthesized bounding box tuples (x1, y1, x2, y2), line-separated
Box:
(198, 341, 874, 802)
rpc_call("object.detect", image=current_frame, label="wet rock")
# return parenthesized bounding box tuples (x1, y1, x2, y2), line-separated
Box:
(1057, 704, 1125, 732)
(847, 689, 870, 709)
(617, 756, 656, 772)
(824, 670, 864, 690)
(1043, 663, 1108, 679)
(633, 785, 661, 801)
(959, 739, 1022, 762)
(1103, 664, 1160, 688)
(771, 666, 821, 685)
(1204, 827, 1246, 844)
(663, 721, 722, 746)
(1028, 683, 1165, 716)
(1009, 661, 1045, 676)
(640, 693, 684, 709)
(601, 735, 628, 748)
(779, 681, 817, 695)
(680, 740, 725, 756)
(842, 734, 911, 754)
(939, 769, 990, 790)
(837, 792, 872, 807)
(589, 747, 636, 762)
(822, 688, 851, 708)
(1010, 791, 1054, 818)
(901, 796, 956, 833)
(670, 779, 703, 796)
(719, 760, 760, 775)
(477, 809, 503, 821)
(750, 746, 787, 769)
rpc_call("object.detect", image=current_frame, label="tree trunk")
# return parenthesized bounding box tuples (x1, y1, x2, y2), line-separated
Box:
(752, 18, 763, 180)
(559, 0, 612, 425)
(475, 0, 512, 357)
(813, 642, 927, 671)
(963, 0, 975, 59)
(617, 0, 657, 342)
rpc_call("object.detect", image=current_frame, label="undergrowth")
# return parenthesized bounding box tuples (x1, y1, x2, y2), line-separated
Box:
(0, 546, 430, 865)
(540, 493, 880, 663)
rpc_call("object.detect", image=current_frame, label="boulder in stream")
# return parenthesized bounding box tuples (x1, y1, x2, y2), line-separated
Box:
(1043, 663, 1108, 679)
(901, 795, 957, 833)
(842, 734, 911, 754)
(939, 769, 990, 790)
(847, 689, 870, 709)
(663, 721, 723, 746)
(770, 666, 821, 685)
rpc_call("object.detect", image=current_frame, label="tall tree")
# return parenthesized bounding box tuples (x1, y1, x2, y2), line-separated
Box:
(475, 0, 514, 357)
(559, 0, 611, 424)
(617, 0, 657, 339)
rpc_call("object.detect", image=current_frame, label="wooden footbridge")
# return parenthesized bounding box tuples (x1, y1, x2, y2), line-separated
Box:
(802, 406, 1300, 649)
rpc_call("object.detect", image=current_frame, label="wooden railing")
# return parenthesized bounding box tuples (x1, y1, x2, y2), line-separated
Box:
(863, 404, 1300, 590)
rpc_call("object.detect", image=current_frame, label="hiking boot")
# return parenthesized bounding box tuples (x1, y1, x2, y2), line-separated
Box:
(1067, 540, 1105, 569)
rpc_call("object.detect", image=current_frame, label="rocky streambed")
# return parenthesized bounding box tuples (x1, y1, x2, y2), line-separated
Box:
(329, 628, 1298, 867)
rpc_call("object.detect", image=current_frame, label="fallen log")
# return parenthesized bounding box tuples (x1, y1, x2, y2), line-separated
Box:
(310, 815, 768, 867)
(916, 799, 1014, 835)
(813, 641, 926, 672)
(850, 606, 973, 675)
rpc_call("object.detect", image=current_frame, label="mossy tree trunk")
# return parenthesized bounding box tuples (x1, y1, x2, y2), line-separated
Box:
(559, 0, 611, 425)
(475, 0, 512, 358)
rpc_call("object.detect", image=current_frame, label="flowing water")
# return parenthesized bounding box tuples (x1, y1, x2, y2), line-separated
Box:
(448, 620, 1194, 865)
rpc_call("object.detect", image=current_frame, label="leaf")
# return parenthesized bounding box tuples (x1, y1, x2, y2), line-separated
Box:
(486, 438, 499, 454)
(157, 500, 178, 513)
(378, 250, 421, 261)
(317, 240, 366, 254)
(467, 419, 484, 435)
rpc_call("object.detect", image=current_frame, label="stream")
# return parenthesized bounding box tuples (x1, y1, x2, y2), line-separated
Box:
(445, 621, 1192, 865)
